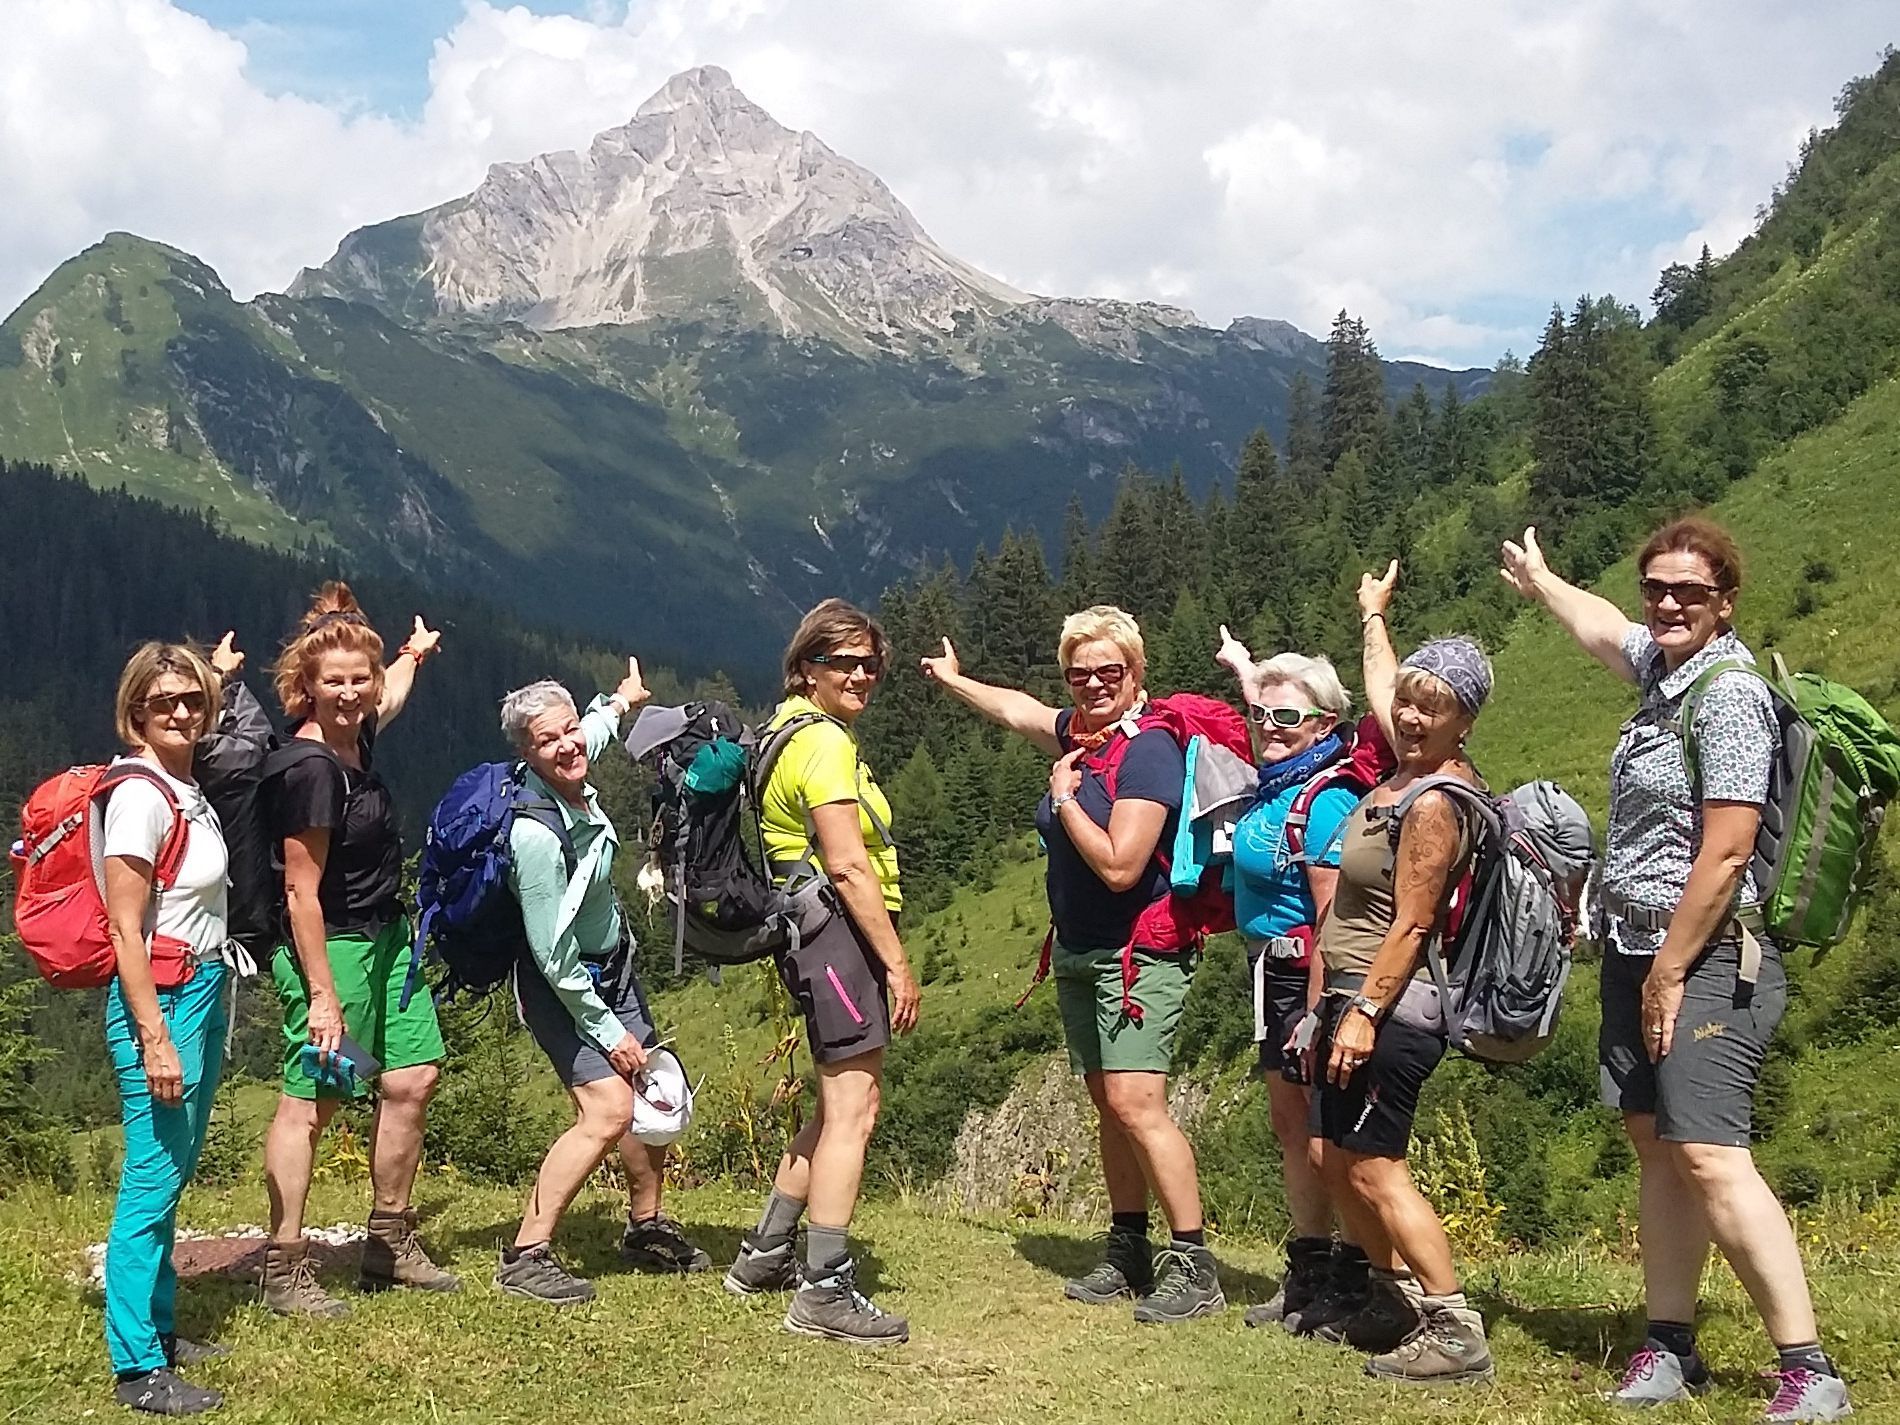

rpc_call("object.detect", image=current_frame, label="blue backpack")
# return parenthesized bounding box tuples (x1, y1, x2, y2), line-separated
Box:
(408, 762, 575, 1006)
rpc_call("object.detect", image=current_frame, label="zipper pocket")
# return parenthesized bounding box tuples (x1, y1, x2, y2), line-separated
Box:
(824, 964, 867, 1026)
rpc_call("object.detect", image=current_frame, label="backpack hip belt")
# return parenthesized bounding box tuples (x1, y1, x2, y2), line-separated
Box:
(1598, 886, 1765, 985)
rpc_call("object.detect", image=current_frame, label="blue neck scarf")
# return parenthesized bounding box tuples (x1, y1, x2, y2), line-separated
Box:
(1255, 732, 1346, 804)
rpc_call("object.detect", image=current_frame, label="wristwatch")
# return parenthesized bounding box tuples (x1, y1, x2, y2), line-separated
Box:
(1051, 792, 1076, 811)
(1347, 994, 1384, 1025)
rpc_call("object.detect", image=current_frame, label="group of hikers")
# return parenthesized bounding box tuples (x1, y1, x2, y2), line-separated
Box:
(25, 511, 1860, 1421)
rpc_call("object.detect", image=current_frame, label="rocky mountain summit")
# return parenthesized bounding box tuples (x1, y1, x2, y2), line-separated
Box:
(290, 66, 1027, 345)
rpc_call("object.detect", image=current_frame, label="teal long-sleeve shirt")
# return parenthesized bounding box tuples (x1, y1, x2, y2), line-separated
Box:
(506, 695, 628, 1052)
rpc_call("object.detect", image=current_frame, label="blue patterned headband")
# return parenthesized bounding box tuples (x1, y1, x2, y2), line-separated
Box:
(1402, 637, 1492, 715)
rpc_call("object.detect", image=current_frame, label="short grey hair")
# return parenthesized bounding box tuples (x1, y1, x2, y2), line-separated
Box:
(500, 679, 577, 749)
(1252, 653, 1353, 718)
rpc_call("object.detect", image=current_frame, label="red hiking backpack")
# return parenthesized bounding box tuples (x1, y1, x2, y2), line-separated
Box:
(1024, 694, 1255, 1023)
(10, 763, 193, 989)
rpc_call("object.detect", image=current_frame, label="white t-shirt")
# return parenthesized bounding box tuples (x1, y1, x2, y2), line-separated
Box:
(98, 757, 230, 959)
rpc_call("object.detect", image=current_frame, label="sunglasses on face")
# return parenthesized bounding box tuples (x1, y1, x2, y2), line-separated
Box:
(1063, 663, 1127, 689)
(1639, 577, 1725, 607)
(809, 653, 884, 679)
(1249, 703, 1324, 729)
(141, 690, 209, 720)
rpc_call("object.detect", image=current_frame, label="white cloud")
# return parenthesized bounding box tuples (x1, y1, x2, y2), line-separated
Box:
(1, 0, 1892, 366)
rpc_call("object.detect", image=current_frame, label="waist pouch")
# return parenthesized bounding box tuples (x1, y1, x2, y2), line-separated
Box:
(1325, 970, 1446, 1037)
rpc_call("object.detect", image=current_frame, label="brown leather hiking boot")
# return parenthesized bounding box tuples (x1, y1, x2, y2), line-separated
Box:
(260, 1240, 350, 1319)
(360, 1208, 462, 1294)
(1364, 1296, 1494, 1385)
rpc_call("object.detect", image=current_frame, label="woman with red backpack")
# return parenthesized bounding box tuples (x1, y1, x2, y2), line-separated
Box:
(921, 605, 1222, 1323)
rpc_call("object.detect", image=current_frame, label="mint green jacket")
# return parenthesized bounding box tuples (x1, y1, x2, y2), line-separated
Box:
(506, 695, 627, 1051)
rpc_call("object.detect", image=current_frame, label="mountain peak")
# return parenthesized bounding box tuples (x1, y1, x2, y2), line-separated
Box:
(289, 67, 1026, 341)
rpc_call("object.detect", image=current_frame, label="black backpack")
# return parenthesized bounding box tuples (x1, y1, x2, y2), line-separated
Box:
(192, 678, 279, 958)
(625, 701, 858, 973)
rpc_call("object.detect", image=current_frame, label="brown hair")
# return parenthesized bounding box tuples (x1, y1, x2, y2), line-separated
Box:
(272, 581, 386, 723)
(1638, 516, 1744, 592)
(114, 642, 221, 750)
(781, 598, 891, 696)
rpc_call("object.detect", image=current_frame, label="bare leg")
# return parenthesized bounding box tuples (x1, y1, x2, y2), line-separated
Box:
(515, 1076, 634, 1248)
(770, 1108, 824, 1204)
(1084, 1071, 1151, 1214)
(1319, 1141, 1396, 1268)
(616, 1136, 667, 1222)
(1627, 1113, 1711, 1323)
(263, 1094, 340, 1243)
(1672, 1141, 1819, 1345)
(1342, 1151, 1457, 1295)
(1099, 1071, 1203, 1234)
(367, 1064, 439, 1215)
(804, 1048, 883, 1229)
(1269, 1076, 1330, 1238)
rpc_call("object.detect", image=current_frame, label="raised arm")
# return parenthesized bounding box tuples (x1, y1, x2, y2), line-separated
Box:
(920, 637, 1063, 757)
(1358, 560, 1400, 750)
(376, 615, 441, 727)
(1499, 526, 1637, 683)
(1215, 623, 1272, 706)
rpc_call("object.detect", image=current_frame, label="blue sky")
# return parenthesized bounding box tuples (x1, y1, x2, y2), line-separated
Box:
(5, 1, 1896, 367)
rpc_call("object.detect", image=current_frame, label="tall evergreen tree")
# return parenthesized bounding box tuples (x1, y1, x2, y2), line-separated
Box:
(1285, 372, 1325, 494)
(1320, 311, 1389, 471)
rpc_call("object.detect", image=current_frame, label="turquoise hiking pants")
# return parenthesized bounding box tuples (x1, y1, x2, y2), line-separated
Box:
(103, 960, 228, 1377)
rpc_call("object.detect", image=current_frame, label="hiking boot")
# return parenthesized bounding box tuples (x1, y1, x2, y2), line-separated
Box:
(1364, 1297, 1495, 1385)
(360, 1208, 462, 1294)
(723, 1232, 799, 1296)
(1762, 1369, 1852, 1422)
(1322, 1267, 1426, 1353)
(782, 1258, 910, 1346)
(1287, 1245, 1369, 1338)
(161, 1334, 229, 1368)
(1604, 1342, 1711, 1407)
(1244, 1234, 1331, 1328)
(260, 1240, 349, 1319)
(496, 1243, 597, 1307)
(1132, 1244, 1227, 1324)
(619, 1213, 713, 1275)
(1063, 1228, 1154, 1304)
(114, 1367, 223, 1416)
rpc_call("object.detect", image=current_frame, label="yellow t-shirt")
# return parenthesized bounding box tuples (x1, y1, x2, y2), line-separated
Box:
(759, 697, 901, 911)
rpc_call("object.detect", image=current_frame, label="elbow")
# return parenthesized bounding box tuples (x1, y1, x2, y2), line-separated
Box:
(1101, 865, 1144, 894)
(827, 860, 872, 892)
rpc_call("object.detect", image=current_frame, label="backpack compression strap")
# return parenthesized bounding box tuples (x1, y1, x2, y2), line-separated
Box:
(94, 763, 191, 890)
(1376, 775, 1498, 1001)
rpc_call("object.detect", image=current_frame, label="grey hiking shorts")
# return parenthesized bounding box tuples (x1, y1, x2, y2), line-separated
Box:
(1599, 936, 1786, 1147)
(515, 956, 658, 1089)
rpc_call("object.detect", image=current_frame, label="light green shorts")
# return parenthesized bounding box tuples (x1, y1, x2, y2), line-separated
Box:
(1052, 941, 1197, 1075)
(273, 917, 445, 1099)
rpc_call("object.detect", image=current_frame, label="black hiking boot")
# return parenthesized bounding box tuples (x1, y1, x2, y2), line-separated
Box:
(724, 1232, 799, 1296)
(1244, 1235, 1332, 1328)
(1131, 1243, 1226, 1324)
(782, 1257, 909, 1346)
(161, 1334, 229, 1368)
(495, 1243, 597, 1307)
(1063, 1227, 1154, 1304)
(114, 1367, 223, 1416)
(1287, 1242, 1369, 1338)
(619, 1213, 712, 1274)
(1320, 1266, 1426, 1352)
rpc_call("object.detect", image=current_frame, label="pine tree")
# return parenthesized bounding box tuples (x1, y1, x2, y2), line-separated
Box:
(1057, 493, 1099, 613)
(1285, 372, 1325, 494)
(1320, 311, 1388, 471)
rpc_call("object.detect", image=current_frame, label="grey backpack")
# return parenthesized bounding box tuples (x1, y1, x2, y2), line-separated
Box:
(1384, 777, 1595, 1063)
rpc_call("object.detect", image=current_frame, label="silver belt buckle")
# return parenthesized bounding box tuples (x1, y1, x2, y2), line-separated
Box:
(1268, 936, 1302, 960)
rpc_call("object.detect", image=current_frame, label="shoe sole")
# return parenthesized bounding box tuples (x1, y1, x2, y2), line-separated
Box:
(1133, 1292, 1228, 1325)
(496, 1279, 597, 1308)
(1064, 1283, 1143, 1305)
(780, 1312, 909, 1347)
(359, 1276, 464, 1294)
(621, 1254, 714, 1275)
(1363, 1359, 1496, 1386)
(723, 1270, 796, 1297)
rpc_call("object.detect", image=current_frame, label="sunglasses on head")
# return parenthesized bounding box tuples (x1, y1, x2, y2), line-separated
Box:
(1248, 703, 1323, 729)
(141, 690, 209, 720)
(808, 653, 884, 679)
(1639, 577, 1726, 607)
(1063, 663, 1127, 689)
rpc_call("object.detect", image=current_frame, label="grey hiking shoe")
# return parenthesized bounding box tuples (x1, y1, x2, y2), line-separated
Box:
(1322, 1267, 1425, 1353)
(1364, 1298, 1495, 1385)
(1064, 1228, 1154, 1304)
(1245, 1235, 1331, 1328)
(1604, 1342, 1711, 1407)
(162, 1335, 229, 1368)
(1763, 1369, 1852, 1422)
(496, 1243, 597, 1307)
(619, 1214, 713, 1274)
(1287, 1246, 1369, 1338)
(260, 1240, 349, 1319)
(724, 1233, 799, 1296)
(114, 1367, 223, 1417)
(783, 1258, 909, 1346)
(1132, 1244, 1226, 1324)
(361, 1208, 462, 1293)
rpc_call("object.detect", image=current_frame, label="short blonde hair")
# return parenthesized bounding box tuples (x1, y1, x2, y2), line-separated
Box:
(1058, 605, 1145, 686)
(1252, 653, 1352, 718)
(114, 642, 221, 750)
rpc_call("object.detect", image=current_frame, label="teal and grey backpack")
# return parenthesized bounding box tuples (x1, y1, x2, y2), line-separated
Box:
(1678, 654, 1900, 951)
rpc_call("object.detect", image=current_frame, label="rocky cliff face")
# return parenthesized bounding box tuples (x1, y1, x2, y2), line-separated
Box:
(290, 66, 1028, 344)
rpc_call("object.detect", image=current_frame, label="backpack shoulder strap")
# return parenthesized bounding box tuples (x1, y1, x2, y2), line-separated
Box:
(748, 711, 832, 804)
(1382, 775, 1498, 870)
(96, 763, 190, 888)
(1672, 658, 1770, 790)
(512, 783, 578, 880)
(1285, 762, 1363, 858)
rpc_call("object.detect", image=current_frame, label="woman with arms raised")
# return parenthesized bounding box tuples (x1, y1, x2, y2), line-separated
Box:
(923, 606, 1222, 1324)
(258, 582, 454, 1319)
(1501, 519, 1849, 1423)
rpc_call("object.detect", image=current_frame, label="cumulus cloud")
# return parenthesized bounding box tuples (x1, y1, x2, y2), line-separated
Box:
(1, 0, 1892, 366)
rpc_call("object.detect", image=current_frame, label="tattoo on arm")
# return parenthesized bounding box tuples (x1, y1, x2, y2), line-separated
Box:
(1394, 792, 1461, 930)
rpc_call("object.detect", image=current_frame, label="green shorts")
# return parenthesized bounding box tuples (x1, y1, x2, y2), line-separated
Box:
(1052, 941, 1197, 1075)
(272, 917, 445, 1100)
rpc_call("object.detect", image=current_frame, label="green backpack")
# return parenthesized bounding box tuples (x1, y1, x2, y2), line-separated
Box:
(1679, 654, 1900, 949)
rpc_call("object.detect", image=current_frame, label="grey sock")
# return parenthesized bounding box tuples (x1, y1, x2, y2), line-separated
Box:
(755, 1189, 805, 1244)
(804, 1223, 849, 1274)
